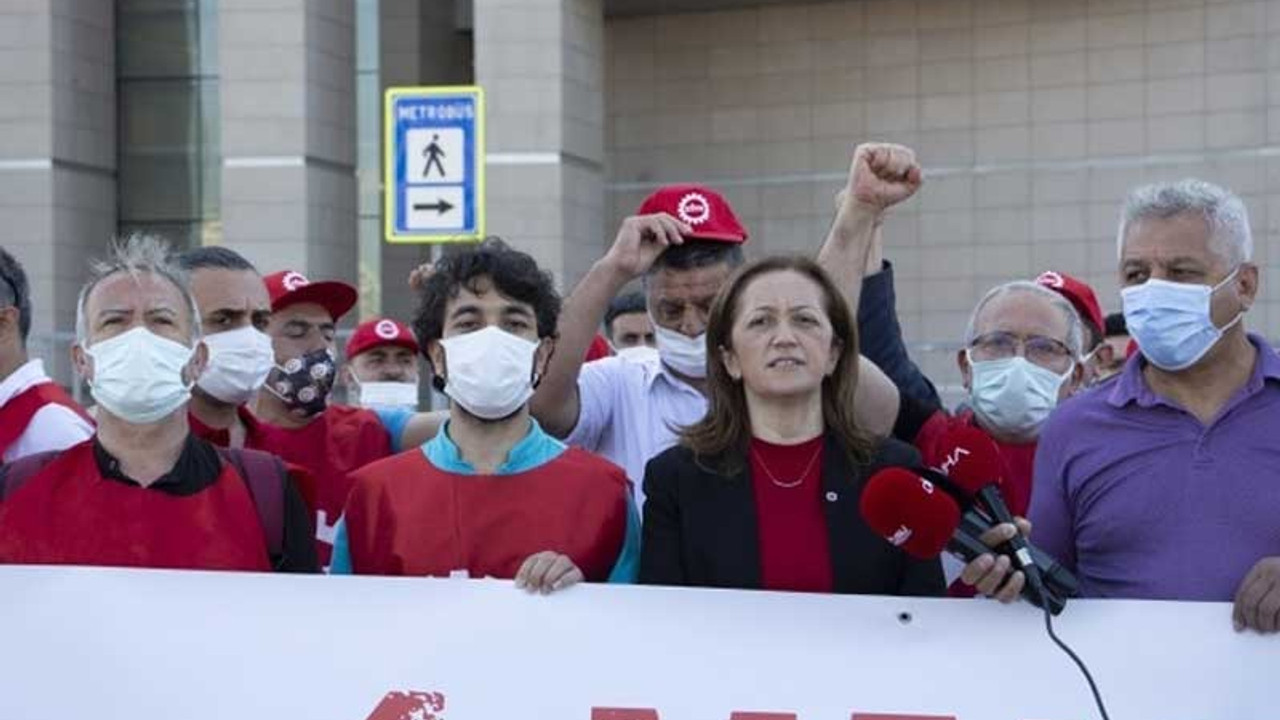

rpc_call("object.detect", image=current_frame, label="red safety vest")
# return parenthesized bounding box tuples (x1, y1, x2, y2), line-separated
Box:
(0, 441, 270, 572)
(343, 447, 629, 580)
(0, 382, 92, 459)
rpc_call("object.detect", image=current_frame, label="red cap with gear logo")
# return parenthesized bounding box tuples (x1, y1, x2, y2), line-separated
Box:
(636, 184, 748, 244)
(346, 317, 420, 360)
(1035, 270, 1104, 341)
(264, 270, 358, 322)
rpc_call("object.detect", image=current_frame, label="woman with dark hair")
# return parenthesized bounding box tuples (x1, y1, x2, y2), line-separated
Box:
(639, 256, 944, 596)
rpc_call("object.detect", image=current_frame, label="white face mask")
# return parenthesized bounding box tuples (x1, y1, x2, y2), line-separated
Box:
(652, 321, 707, 378)
(967, 352, 1072, 440)
(1121, 269, 1243, 372)
(196, 326, 275, 406)
(354, 378, 420, 409)
(615, 345, 661, 365)
(438, 326, 539, 420)
(85, 326, 197, 424)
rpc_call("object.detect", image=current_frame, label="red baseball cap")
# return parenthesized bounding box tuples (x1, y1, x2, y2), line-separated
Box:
(636, 184, 748, 243)
(1035, 270, 1104, 341)
(264, 270, 358, 321)
(346, 318, 420, 360)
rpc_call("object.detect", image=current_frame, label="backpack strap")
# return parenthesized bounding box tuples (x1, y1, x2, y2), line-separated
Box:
(214, 447, 286, 562)
(0, 450, 62, 502)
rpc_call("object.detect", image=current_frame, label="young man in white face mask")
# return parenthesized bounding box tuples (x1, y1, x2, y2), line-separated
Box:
(974, 180, 1280, 636)
(330, 239, 637, 592)
(339, 317, 421, 409)
(0, 235, 317, 573)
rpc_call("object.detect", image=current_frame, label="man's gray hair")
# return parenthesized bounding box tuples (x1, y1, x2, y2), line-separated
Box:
(75, 233, 202, 345)
(964, 280, 1084, 357)
(1116, 178, 1253, 267)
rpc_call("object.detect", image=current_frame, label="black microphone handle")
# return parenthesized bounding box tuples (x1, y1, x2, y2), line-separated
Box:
(946, 528, 1067, 615)
(975, 485, 1038, 571)
(960, 509, 1080, 600)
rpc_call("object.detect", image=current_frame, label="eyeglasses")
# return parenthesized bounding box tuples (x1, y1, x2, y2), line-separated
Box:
(969, 331, 1075, 372)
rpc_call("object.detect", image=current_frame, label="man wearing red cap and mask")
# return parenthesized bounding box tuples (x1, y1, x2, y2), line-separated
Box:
(1035, 270, 1112, 386)
(340, 317, 421, 410)
(532, 143, 924, 505)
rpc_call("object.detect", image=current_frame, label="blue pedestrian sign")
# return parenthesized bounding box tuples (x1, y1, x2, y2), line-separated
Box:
(383, 86, 485, 244)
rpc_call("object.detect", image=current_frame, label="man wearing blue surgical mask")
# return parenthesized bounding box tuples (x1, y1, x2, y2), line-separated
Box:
(977, 179, 1280, 636)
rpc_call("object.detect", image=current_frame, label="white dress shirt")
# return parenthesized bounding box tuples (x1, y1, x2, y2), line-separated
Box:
(0, 359, 94, 462)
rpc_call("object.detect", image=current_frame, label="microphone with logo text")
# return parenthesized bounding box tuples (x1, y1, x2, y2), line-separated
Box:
(932, 425, 1049, 606)
(859, 466, 1112, 720)
(858, 467, 1066, 615)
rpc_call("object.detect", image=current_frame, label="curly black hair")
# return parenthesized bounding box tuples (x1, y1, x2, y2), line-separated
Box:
(0, 245, 32, 344)
(412, 237, 561, 352)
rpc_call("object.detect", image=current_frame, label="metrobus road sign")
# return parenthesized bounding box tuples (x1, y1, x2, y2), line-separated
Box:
(383, 86, 485, 244)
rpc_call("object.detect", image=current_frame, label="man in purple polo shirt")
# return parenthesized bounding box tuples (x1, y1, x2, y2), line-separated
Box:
(1028, 179, 1280, 633)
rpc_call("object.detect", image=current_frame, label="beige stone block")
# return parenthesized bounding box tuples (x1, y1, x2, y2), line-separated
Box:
(1206, 72, 1266, 110)
(921, 245, 976, 279)
(975, 125, 1031, 163)
(1207, 111, 1266, 148)
(920, 28, 974, 62)
(919, 174, 974, 212)
(867, 98, 919, 132)
(757, 106, 813, 141)
(611, 114, 657, 148)
(653, 79, 711, 111)
(707, 77, 755, 108)
(1087, 165, 1147, 203)
(760, 184, 818, 218)
(918, 0, 973, 30)
(1146, 76, 1207, 115)
(1146, 113, 1206, 152)
(1087, 81, 1145, 119)
(760, 42, 816, 75)
(1033, 205, 1087, 242)
(813, 40, 863, 70)
(866, 32, 920, 68)
(757, 140, 813, 174)
(753, 73, 817, 106)
(1207, 36, 1266, 72)
(976, 56, 1031, 91)
(1030, 0, 1087, 21)
(812, 101, 866, 138)
(1207, 2, 1265, 39)
(1087, 46, 1144, 83)
(921, 61, 974, 95)
(865, 65, 919, 98)
(976, 171, 1033, 208)
(866, 0, 920, 33)
(609, 80, 655, 113)
(1146, 41, 1206, 79)
(808, 2, 866, 41)
(654, 112, 710, 146)
(701, 9, 758, 46)
(921, 95, 973, 129)
(977, 243, 1034, 279)
(975, 24, 1030, 59)
(1032, 85, 1086, 122)
(813, 68, 868, 102)
(1031, 240, 1090, 273)
(1146, 8, 1207, 44)
(975, 0, 1031, 26)
(653, 47, 708, 81)
(975, 90, 1030, 126)
(810, 138, 856, 173)
(1033, 169, 1090, 205)
(1087, 118, 1145, 156)
(1088, 0, 1144, 16)
(758, 4, 811, 43)
(654, 11, 715, 48)
(708, 45, 759, 78)
(1032, 122, 1086, 160)
(1031, 51, 1086, 86)
(1086, 12, 1145, 49)
(1031, 18, 1086, 54)
(916, 128, 975, 165)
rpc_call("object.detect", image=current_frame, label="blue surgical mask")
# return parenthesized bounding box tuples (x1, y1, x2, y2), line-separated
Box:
(1121, 269, 1243, 372)
(968, 353, 1073, 440)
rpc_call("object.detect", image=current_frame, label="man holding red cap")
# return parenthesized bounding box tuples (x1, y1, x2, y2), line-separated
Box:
(1035, 270, 1113, 385)
(531, 143, 924, 505)
(341, 317, 421, 410)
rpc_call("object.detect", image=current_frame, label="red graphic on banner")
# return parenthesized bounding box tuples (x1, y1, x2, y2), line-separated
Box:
(365, 691, 446, 720)
(592, 710, 660, 720)
(851, 715, 957, 720)
(730, 714, 798, 719)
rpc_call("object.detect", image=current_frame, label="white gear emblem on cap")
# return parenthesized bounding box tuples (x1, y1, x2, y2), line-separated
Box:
(676, 192, 711, 226)
(375, 320, 399, 340)
(282, 271, 310, 291)
(1037, 271, 1064, 288)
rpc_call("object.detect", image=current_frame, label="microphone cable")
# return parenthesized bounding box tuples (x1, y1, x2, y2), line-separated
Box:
(1034, 575, 1112, 720)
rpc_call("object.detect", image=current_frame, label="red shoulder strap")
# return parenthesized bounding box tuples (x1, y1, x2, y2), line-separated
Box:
(214, 447, 286, 562)
(0, 383, 91, 459)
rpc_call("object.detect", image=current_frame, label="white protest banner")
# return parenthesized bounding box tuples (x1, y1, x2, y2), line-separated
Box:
(0, 566, 1272, 719)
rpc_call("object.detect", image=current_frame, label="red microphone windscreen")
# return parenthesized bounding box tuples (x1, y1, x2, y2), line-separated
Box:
(934, 424, 1004, 496)
(859, 468, 962, 560)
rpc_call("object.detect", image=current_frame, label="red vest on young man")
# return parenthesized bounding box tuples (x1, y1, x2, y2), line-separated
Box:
(343, 447, 629, 580)
(0, 383, 93, 459)
(0, 441, 270, 571)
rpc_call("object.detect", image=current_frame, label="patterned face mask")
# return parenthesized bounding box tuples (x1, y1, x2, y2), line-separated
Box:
(264, 348, 336, 419)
